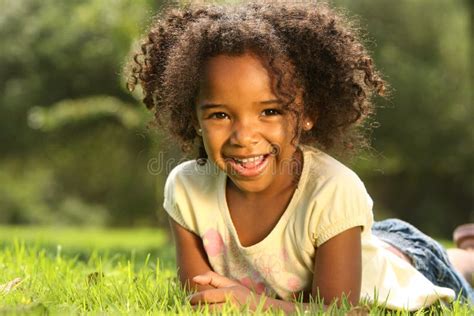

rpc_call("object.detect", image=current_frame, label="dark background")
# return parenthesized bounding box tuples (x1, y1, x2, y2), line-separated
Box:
(0, 0, 472, 238)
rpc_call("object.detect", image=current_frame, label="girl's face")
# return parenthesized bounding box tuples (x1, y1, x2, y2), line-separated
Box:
(195, 52, 307, 195)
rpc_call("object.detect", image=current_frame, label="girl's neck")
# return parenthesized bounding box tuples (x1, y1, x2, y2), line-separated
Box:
(224, 147, 304, 247)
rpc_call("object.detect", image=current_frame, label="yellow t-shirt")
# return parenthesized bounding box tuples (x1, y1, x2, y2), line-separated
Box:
(163, 145, 455, 310)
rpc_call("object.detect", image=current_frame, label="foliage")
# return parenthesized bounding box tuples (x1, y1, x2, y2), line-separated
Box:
(334, 0, 473, 235)
(0, 0, 163, 226)
(28, 96, 149, 131)
(0, 161, 109, 225)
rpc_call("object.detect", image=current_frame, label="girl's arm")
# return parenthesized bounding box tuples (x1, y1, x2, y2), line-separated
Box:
(168, 217, 216, 292)
(189, 226, 362, 312)
(313, 226, 362, 305)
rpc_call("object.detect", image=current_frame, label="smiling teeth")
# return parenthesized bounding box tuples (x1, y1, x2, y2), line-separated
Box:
(234, 155, 264, 164)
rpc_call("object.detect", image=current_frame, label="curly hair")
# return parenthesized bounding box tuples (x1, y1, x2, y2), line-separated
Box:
(127, 1, 386, 160)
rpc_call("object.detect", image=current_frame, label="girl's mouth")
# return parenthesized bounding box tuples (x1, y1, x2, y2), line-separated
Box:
(225, 154, 270, 178)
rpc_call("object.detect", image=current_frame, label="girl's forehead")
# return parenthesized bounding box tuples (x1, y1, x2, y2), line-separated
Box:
(198, 53, 276, 100)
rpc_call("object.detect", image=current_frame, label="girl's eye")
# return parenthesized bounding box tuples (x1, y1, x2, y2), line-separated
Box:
(209, 112, 229, 120)
(262, 108, 281, 116)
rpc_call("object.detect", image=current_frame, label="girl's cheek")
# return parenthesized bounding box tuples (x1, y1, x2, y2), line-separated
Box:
(270, 121, 295, 141)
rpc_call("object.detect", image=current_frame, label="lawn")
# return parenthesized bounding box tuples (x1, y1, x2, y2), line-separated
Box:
(0, 226, 471, 315)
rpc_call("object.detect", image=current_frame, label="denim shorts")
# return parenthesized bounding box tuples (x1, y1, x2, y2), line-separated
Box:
(372, 218, 473, 303)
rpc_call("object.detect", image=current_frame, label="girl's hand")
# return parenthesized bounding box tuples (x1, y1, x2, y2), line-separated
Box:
(189, 271, 325, 313)
(189, 271, 258, 308)
(192, 270, 240, 288)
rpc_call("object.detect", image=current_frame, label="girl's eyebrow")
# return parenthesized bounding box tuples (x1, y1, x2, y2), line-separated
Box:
(259, 99, 282, 105)
(200, 99, 281, 110)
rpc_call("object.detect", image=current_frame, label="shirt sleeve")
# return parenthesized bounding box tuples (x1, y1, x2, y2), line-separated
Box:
(162, 163, 198, 234)
(308, 169, 374, 247)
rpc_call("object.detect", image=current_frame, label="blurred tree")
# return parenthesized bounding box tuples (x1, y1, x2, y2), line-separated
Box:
(0, 0, 159, 153)
(335, 0, 473, 236)
(0, 0, 166, 226)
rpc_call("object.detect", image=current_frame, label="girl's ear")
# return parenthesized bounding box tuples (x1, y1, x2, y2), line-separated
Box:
(195, 125, 202, 136)
(192, 114, 202, 136)
(303, 119, 314, 131)
(295, 89, 315, 132)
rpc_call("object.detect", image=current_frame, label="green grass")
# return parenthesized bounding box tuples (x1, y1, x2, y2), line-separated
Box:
(0, 226, 472, 315)
(0, 225, 175, 267)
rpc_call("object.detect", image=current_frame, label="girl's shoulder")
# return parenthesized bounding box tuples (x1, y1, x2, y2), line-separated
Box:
(301, 145, 364, 186)
(163, 160, 223, 234)
(165, 159, 222, 191)
(297, 146, 374, 248)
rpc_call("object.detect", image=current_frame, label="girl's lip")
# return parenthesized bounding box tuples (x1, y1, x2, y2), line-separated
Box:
(224, 154, 270, 178)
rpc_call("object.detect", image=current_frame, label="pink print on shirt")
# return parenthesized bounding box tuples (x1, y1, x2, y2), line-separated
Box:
(287, 276, 302, 291)
(239, 276, 266, 294)
(202, 229, 225, 257)
(253, 254, 283, 279)
(281, 248, 290, 262)
(203, 229, 302, 299)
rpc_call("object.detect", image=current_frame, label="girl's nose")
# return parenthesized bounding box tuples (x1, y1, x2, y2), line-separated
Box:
(229, 119, 259, 147)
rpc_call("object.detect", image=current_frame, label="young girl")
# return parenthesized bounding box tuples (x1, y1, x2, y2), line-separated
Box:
(128, 1, 473, 312)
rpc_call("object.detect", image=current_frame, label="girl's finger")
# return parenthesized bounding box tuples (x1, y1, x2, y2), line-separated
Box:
(193, 271, 238, 288)
(189, 288, 229, 305)
(192, 274, 212, 286)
